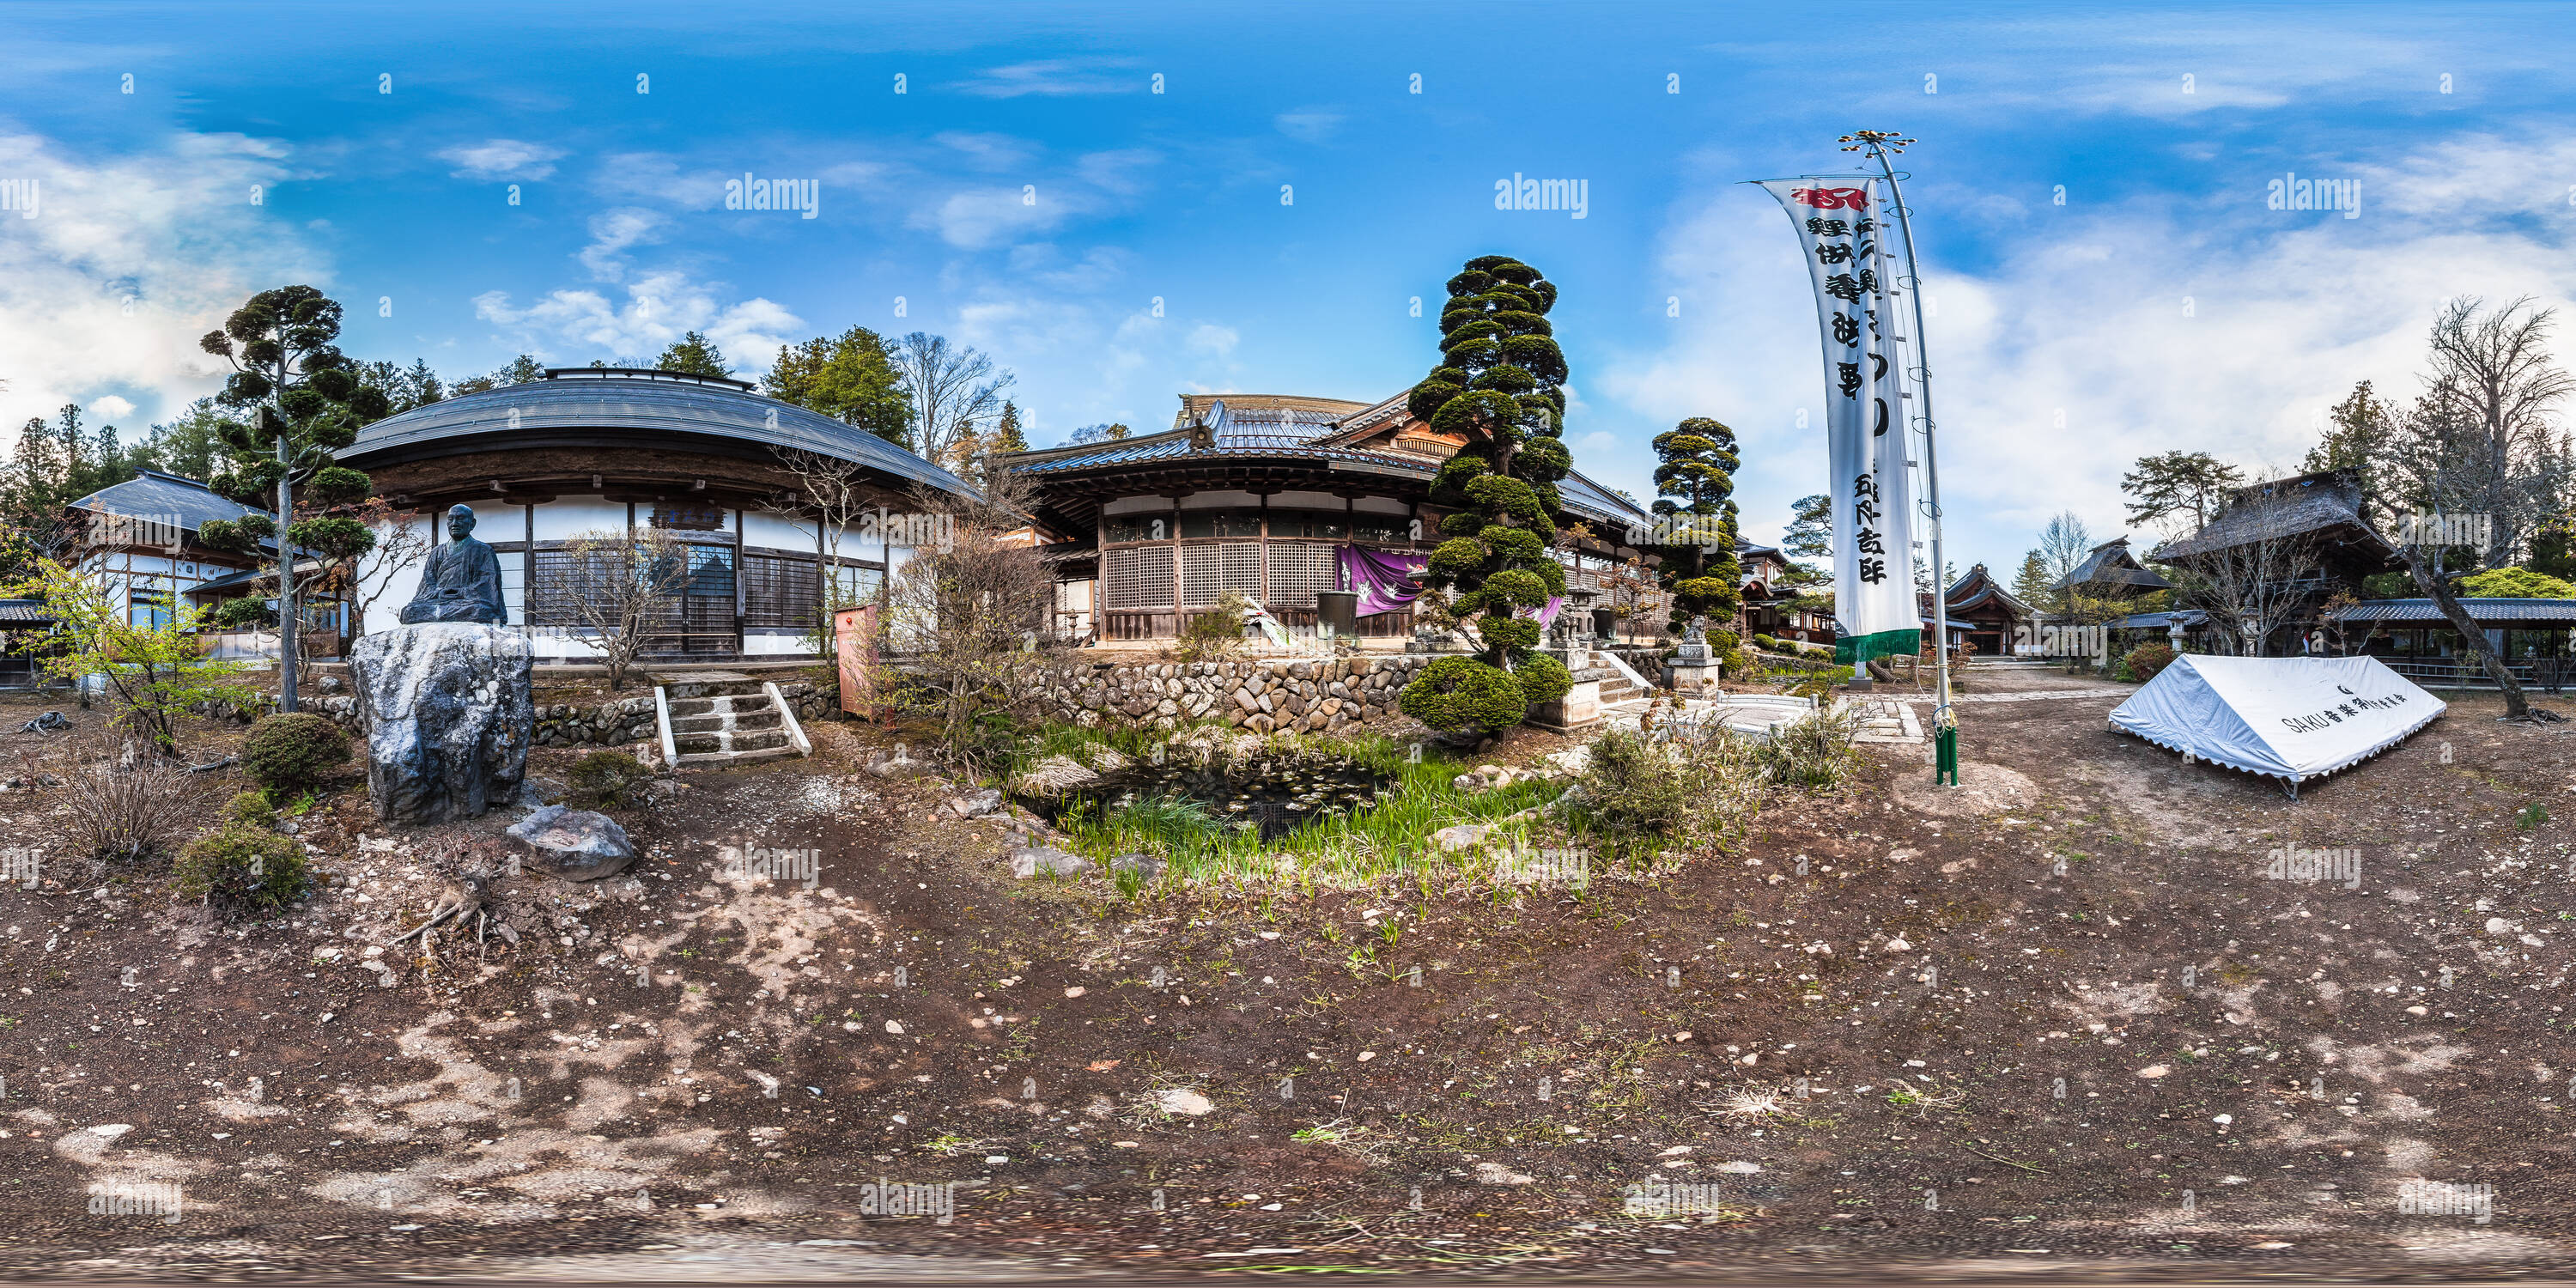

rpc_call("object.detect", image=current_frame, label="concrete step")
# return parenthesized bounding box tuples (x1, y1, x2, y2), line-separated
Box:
(653, 671, 763, 700)
(659, 701, 768, 721)
(676, 726, 789, 756)
(670, 711, 784, 736)
(677, 744, 803, 769)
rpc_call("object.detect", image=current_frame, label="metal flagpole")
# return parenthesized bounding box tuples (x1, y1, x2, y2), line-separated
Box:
(1842, 131, 1957, 785)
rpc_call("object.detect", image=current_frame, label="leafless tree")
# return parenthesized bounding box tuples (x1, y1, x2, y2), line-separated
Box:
(891, 332, 1016, 473)
(533, 527, 696, 691)
(769, 446, 892, 648)
(2166, 504, 2324, 657)
(2390, 296, 2574, 568)
(881, 467, 1054, 769)
(347, 501, 434, 642)
(2034, 510, 2094, 620)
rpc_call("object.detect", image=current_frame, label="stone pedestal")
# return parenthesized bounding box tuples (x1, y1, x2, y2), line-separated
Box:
(348, 623, 535, 825)
(1527, 674, 1606, 732)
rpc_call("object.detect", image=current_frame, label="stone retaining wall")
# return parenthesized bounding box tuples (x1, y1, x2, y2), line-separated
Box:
(204, 682, 835, 750)
(1012, 655, 1437, 734)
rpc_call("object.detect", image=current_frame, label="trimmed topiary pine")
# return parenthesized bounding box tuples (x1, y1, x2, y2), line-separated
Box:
(1397, 255, 1578, 735)
(1649, 416, 1744, 631)
(240, 711, 351, 799)
(1398, 656, 1533, 733)
(173, 823, 310, 914)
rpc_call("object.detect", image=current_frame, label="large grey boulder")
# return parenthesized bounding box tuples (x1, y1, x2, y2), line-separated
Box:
(507, 805, 637, 881)
(348, 623, 535, 825)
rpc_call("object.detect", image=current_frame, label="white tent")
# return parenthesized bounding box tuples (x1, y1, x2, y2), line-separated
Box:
(2109, 654, 2445, 796)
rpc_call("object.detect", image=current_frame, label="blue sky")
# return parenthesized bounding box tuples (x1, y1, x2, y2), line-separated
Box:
(5, 1, 2574, 571)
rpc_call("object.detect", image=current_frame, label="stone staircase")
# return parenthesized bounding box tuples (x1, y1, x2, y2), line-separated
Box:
(653, 671, 811, 769)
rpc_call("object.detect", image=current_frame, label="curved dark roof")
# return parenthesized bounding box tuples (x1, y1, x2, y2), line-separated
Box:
(1005, 400, 1650, 531)
(341, 372, 974, 495)
(72, 470, 264, 535)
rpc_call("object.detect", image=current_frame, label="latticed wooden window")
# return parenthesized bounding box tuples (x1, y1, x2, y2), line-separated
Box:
(525, 547, 598, 627)
(1103, 544, 1174, 609)
(742, 553, 821, 629)
(1182, 542, 1262, 606)
(1267, 542, 1340, 607)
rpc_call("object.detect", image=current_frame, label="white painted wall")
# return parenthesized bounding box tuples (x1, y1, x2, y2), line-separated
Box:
(742, 507, 812, 554)
(535, 496, 629, 542)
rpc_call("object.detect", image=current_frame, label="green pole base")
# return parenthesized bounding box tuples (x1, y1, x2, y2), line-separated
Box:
(1935, 724, 1959, 786)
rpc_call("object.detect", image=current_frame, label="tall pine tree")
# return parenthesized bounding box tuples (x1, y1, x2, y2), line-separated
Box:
(1649, 416, 1744, 631)
(1396, 255, 1577, 736)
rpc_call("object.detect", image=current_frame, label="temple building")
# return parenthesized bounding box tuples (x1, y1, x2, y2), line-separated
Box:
(1000, 392, 1656, 644)
(339, 368, 977, 662)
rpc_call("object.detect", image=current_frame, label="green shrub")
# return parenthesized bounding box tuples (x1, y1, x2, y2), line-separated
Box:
(2123, 641, 2176, 683)
(1176, 590, 1250, 663)
(1722, 646, 1763, 678)
(1757, 707, 1862, 792)
(1753, 634, 1781, 651)
(240, 713, 350, 797)
(568, 750, 653, 807)
(1398, 656, 1528, 734)
(1572, 729, 1690, 834)
(224, 791, 276, 828)
(173, 823, 308, 913)
(1709, 629, 1741, 653)
(1510, 651, 1574, 706)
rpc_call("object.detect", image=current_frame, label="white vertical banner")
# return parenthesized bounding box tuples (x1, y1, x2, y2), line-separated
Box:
(1759, 177, 1921, 665)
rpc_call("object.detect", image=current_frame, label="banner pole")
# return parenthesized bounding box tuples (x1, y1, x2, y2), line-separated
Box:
(1845, 131, 1957, 784)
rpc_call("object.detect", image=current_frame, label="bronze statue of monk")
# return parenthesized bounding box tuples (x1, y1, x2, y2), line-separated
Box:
(400, 504, 508, 626)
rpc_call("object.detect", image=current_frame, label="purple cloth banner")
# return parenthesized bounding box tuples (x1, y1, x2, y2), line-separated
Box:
(1339, 546, 1427, 616)
(1518, 595, 1564, 626)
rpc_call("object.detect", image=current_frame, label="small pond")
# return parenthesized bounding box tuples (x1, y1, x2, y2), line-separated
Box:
(1022, 750, 1391, 841)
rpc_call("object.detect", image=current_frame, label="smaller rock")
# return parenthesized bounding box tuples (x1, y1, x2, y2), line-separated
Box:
(1430, 823, 1489, 852)
(1153, 1088, 1214, 1116)
(1109, 852, 1163, 884)
(514, 776, 568, 808)
(950, 788, 1004, 818)
(2135, 1064, 2170, 1078)
(1010, 846, 1091, 879)
(507, 805, 638, 881)
(1473, 1161, 1534, 1186)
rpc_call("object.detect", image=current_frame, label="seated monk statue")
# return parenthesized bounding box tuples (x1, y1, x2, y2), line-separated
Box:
(399, 504, 509, 626)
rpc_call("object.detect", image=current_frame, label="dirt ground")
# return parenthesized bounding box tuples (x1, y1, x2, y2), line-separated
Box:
(1, 666, 2572, 1282)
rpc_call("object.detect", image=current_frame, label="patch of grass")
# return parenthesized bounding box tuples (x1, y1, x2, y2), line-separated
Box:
(2517, 803, 2549, 831)
(1040, 726, 1558, 890)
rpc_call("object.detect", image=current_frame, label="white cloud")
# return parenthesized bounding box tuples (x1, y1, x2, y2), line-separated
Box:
(0, 128, 319, 443)
(955, 59, 1142, 99)
(576, 207, 665, 282)
(88, 394, 136, 419)
(1600, 133, 2576, 564)
(933, 132, 1037, 171)
(1274, 109, 1346, 144)
(472, 269, 799, 372)
(438, 139, 566, 182)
